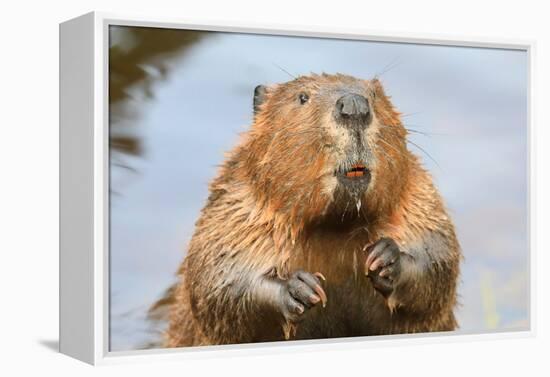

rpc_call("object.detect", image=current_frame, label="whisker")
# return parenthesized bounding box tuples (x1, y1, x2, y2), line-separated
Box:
(377, 124, 411, 141)
(374, 57, 402, 78)
(273, 63, 297, 79)
(378, 123, 447, 138)
(407, 140, 442, 170)
(401, 111, 422, 118)
(406, 128, 432, 137)
(377, 124, 441, 169)
(377, 135, 416, 164)
(403, 124, 450, 137)
(406, 128, 450, 137)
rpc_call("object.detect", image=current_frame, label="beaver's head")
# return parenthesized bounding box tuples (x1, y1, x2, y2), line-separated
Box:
(240, 73, 412, 229)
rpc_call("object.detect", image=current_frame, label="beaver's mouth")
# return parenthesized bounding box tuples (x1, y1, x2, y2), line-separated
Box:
(336, 163, 371, 186)
(343, 163, 367, 178)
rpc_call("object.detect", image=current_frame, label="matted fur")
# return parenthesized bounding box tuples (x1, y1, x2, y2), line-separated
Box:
(159, 73, 461, 347)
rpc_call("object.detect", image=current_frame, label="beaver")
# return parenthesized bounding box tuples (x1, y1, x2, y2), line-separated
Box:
(160, 73, 461, 347)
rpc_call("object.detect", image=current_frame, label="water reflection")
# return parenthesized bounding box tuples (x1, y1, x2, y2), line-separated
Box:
(109, 26, 207, 192)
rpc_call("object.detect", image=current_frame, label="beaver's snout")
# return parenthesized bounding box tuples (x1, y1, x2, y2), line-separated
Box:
(335, 93, 371, 129)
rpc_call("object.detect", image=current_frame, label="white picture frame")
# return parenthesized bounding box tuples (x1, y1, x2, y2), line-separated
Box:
(59, 11, 536, 365)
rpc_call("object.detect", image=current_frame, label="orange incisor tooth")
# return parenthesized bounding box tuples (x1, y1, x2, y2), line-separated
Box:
(346, 171, 364, 178)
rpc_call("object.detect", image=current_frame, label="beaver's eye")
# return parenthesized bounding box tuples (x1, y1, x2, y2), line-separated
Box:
(298, 93, 309, 105)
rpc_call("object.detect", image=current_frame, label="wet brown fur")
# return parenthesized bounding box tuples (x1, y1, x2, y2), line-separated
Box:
(161, 73, 461, 347)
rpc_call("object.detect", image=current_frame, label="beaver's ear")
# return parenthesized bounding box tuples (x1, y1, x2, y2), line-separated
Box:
(253, 85, 269, 115)
(370, 78, 386, 98)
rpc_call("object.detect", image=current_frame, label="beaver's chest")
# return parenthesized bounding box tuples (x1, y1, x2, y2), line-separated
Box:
(287, 233, 395, 338)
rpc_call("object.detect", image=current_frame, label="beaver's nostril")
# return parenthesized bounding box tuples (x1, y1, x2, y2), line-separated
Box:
(336, 93, 370, 118)
(335, 93, 371, 131)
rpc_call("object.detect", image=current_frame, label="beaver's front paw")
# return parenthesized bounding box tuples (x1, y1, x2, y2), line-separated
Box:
(278, 270, 327, 323)
(364, 238, 402, 298)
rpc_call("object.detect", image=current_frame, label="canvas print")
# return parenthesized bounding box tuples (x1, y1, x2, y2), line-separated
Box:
(108, 26, 528, 351)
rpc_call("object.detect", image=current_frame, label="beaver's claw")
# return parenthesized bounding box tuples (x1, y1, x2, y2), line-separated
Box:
(278, 270, 327, 325)
(364, 237, 402, 298)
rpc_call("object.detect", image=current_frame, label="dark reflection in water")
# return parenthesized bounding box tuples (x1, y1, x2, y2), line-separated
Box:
(109, 26, 207, 177)
(108, 27, 528, 351)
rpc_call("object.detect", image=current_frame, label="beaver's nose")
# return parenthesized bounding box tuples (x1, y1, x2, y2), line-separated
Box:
(335, 93, 370, 120)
